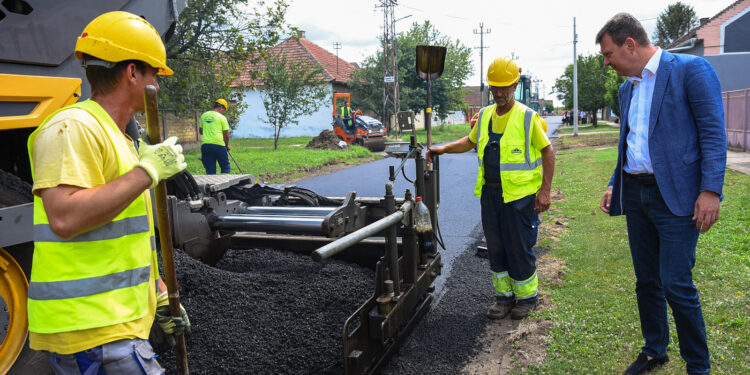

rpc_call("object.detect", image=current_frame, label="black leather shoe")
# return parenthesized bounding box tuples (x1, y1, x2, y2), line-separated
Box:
(623, 353, 669, 374)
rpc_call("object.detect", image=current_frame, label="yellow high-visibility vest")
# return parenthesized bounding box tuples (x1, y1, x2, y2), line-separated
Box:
(26, 100, 157, 333)
(474, 102, 543, 202)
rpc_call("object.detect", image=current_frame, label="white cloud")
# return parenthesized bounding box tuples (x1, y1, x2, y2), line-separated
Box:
(284, 0, 732, 106)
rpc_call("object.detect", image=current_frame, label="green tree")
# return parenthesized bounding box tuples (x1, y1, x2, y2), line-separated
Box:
(544, 101, 554, 114)
(258, 53, 329, 150)
(160, 0, 290, 130)
(604, 69, 627, 119)
(347, 55, 383, 118)
(349, 21, 472, 124)
(553, 64, 573, 109)
(553, 54, 609, 127)
(652, 2, 698, 47)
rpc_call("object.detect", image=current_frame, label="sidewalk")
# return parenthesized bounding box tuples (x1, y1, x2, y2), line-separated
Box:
(727, 150, 750, 175)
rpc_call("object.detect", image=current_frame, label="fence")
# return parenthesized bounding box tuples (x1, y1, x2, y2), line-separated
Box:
(134, 110, 201, 151)
(723, 89, 750, 151)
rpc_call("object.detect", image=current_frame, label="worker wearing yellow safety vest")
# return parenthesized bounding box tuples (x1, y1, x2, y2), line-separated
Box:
(26, 11, 190, 373)
(341, 103, 354, 128)
(200, 98, 231, 174)
(427, 57, 555, 320)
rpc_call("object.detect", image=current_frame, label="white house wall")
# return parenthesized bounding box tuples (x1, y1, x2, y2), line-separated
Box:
(234, 84, 334, 138)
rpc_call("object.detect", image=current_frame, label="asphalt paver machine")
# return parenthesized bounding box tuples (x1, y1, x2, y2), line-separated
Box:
(163, 134, 443, 374)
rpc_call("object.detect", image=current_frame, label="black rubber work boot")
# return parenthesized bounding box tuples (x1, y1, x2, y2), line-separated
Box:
(487, 301, 514, 320)
(510, 300, 537, 320)
(622, 353, 669, 374)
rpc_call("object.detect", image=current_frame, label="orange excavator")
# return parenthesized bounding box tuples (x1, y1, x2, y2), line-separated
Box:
(332, 93, 386, 152)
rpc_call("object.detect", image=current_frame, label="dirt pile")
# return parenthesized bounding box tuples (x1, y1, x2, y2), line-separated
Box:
(306, 129, 347, 150)
(156, 248, 374, 374)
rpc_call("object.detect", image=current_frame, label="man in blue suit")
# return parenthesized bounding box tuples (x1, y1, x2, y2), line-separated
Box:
(596, 13, 726, 375)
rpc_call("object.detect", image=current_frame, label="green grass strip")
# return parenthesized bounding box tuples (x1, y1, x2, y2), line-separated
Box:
(184, 137, 375, 183)
(528, 147, 749, 374)
(396, 123, 472, 144)
(557, 123, 620, 134)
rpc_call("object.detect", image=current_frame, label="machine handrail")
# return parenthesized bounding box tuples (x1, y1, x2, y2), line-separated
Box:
(311, 200, 413, 262)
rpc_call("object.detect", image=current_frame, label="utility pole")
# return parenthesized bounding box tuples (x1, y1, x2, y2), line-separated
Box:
(473, 23, 490, 107)
(378, 0, 398, 134)
(573, 17, 579, 136)
(333, 42, 342, 74)
(391, 5, 399, 124)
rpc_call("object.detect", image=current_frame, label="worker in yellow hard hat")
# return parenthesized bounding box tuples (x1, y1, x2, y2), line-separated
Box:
(427, 56, 555, 320)
(200, 98, 232, 174)
(26, 11, 189, 373)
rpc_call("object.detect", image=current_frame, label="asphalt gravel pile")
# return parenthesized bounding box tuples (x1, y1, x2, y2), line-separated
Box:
(384, 224, 491, 374)
(306, 129, 347, 150)
(156, 248, 375, 374)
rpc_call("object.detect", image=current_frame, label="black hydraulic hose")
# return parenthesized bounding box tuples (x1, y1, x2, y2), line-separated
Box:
(183, 170, 201, 199)
(433, 205, 446, 250)
(401, 167, 414, 183)
(171, 174, 191, 200)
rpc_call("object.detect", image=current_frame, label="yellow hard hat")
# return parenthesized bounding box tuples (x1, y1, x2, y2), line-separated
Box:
(486, 57, 519, 87)
(75, 11, 173, 75)
(216, 98, 228, 110)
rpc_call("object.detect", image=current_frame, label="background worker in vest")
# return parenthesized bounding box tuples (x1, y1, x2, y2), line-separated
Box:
(342, 103, 354, 130)
(426, 57, 555, 320)
(200, 98, 231, 174)
(27, 11, 190, 374)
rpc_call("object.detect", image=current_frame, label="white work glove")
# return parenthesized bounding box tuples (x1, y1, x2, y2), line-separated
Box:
(135, 136, 187, 189)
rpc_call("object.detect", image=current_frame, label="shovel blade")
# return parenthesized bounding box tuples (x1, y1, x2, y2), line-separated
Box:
(416, 45, 447, 80)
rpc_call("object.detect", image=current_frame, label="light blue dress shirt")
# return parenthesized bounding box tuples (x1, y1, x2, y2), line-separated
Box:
(625, 48, 662, 174)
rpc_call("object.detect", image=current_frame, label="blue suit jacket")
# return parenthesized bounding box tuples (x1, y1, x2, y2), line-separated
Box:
(608, 50, 726, 217)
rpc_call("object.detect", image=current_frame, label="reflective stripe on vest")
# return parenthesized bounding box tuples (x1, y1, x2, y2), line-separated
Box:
(28, 265, 151, 300)
(26, 100, 156, 334)
(474, 102, 543, 202)
(33, 215, 149, 243)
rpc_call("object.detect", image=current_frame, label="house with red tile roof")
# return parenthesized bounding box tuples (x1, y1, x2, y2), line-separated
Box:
(232, 31, 359, 138)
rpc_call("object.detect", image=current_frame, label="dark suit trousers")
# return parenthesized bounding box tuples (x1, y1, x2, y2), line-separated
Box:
(622, 174, 710, 373)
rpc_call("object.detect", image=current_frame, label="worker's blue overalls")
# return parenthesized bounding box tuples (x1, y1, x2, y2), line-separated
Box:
(480, 117, 539, 305)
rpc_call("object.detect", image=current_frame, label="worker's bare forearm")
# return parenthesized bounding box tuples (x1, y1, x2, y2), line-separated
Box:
(223, 130, 230, 147)
(40, 168, 152, 239)
(426, 136, 475, 163)
(436, 136, 475, 154)
(540, 144, 555, 192)
(157, 277, 167, 294)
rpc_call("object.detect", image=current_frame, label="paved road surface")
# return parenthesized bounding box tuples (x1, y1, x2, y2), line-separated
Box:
(545, 115, 563, 138)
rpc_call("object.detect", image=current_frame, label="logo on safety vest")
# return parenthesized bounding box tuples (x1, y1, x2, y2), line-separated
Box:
(511, 148, 522, 154)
